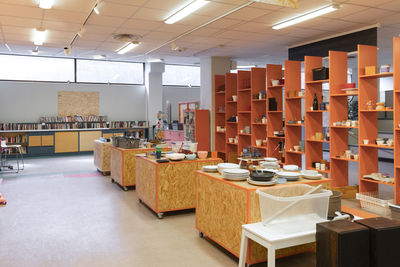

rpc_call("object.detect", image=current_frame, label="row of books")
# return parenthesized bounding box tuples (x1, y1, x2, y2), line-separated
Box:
(3, 135, 26, 144)
(39, 115, 108, 123)
(0, 121, 149, 131)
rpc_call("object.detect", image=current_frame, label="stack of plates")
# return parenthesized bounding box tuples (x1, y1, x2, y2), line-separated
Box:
(283, 165, 299, 172)
(217, 163, 240, 174)
(202, 165, 218, 173)
(276, 171, 301, 181)
(264, 157, 278, 162)
(260, 161, 280, 169)
(301, 170, 322, 180)
(165, 153, 186, 161)
(247, 178, 277, 186)
(222, 169, 250, 181)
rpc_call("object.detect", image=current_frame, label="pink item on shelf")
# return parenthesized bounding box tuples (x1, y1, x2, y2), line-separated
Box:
(346, 83, 356, 88)
(197, 151, 208, 159)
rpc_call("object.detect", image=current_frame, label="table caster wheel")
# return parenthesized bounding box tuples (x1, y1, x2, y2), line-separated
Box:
(157, 213, 164, 219)
(123, 186, 128, 191)
(111, 179, 115, 183)
(139, 199, 142, 204)
(199, 232, 204, 238)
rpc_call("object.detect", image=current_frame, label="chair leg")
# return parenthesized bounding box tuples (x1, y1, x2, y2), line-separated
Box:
(238, 229, 249, 267)
(267, 245, 276, 267)
(18, 147, 24, 170)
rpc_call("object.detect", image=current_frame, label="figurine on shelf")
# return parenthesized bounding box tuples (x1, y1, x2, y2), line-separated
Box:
(154, 111, 165, 141)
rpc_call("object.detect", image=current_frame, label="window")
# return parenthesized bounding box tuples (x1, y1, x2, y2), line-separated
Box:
(76, 60, 144, 84)
(0, 54, 74, 82)
(163, 65, 200, 86)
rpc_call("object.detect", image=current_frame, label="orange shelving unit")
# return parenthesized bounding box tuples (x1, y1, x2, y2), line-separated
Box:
(266, 64, 284, 161)
(284, 60, 303, 167)
(250, 67, 267, 156)
(394, 37, 400, 204)
(358, 38, 399, 203)
(237, 71, 252, 155)
(305, 56, 330, 173)
(329, 50, 354, 187)
(225, 73, 238, 163)
(214, 75, 226, 159)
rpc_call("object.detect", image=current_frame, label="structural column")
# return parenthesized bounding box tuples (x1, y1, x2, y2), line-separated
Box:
(200, 56, 231, 150)
(145, 62, 165, 129)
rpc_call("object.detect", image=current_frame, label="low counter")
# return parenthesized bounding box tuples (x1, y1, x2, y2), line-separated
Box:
(110, 147, 170, 190)
(93, 140, 112, 175)
(195, 171, 332, 265)
(136, 156, 222, 218)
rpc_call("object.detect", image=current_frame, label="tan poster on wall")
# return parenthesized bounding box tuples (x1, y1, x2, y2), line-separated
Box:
(256, 0, 298, 8)
(58, 91, 99, 116)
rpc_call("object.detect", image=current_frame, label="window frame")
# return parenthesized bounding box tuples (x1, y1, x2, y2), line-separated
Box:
(0, 53, 145, 85)
(162, 63, 201, 87)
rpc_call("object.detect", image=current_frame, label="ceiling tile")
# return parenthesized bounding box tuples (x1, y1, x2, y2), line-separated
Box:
(253, 10, 302, 26)
(224, 7, 273, 21)
(53, 0, 96, 13)
(145, 0, 186, 11)
(340, 8, 395, 23)
(345, 0, 393, 7)
(175, 14, 212, 26)
(106, 0, 147, 6)
(0, 3, 42, 19)
(323, 4, 369, 19)
(193, 2, 237, 16)
(83, 25, 117, 34)
(0, 16, 41, 28)
(122, 19, 163, 31)
(42, 20, 81, 32)
(87, 15, 126, 27)
(157, 23, 194, 33)
(188, 27, 221, 37)
(44, 9, 87, 24)
(132, 7, 169, 21)
(207, 18, 244, 29)
(380, 0, 400, 11)
(99, 2, 139, 18)
(142, 31, 176, 41)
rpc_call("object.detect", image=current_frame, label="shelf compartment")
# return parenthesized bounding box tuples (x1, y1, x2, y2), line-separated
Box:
(252, 123, 267, 126)
(238, 88, 251, 92)
(268, 136, 285, 139)
(252, 99, 266, 102)
(306, 79, 329, 84)
(360, 72, 393, 79)
(330, 125, 359, 129)
(215, 112, 225, 114)
(239, 133, 251, 136)
(268, 110, 283, 113)
(306, 110, 329, 113)
(286, 96, 304, 100)
(331, 93, 358, 97)
(359, 144, 394, 149)
(227, 142, 238, 146)
(267, 85, 284, 89)
(216, 91, 225, 94)
(286, 123, 305, 127)
(226, 101, 237, 104)
(286, 150, 305, 155)
(359, 109, 393, 112)
(360, 178, 394, 186)
(238, 111, 251, 114)
(331, 157, 359, 162)
(306, 139, 329, 143)
(226, 122, 238, 125)
(308, 167, 330, 174)
(253, 146, 267, 150)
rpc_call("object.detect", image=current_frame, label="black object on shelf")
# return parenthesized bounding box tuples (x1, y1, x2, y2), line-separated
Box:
(269, 98, 278, 111)
(312, 67, 329, 80)
(313, 93, 319, 111)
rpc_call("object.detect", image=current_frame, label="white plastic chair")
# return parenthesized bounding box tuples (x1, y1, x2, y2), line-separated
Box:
(1, 140, 24, 173)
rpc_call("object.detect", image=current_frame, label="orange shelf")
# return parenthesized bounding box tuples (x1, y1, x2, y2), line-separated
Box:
(360, 72, 393, 79)
(238, 111, 251, 114)
(331, 157, 359, 162)
(239, 133, 251, 136)
(331, 93, 358, 97)
(308, 167, 330, 174)
(359, 144, 394, 149)
(252, 123, 266, 126)
(254, 146, 267, 150)
(286, 123, 305, 127)
(268, 110, 283, 113)
(360, 178, 394, 186)
(286, 96, 304, 100)
(226, 122, 238, 125)
(227, 101, 237, 104)
(306, 79, 329, 84)
(330, 125, 359, 129)
(267, 85, 284, 88)
(306, 139, 329, 143)
(238, 88, 251, 92)
(252, 99, 266, 102)
(306, 110, 329, 113)
(215, 132, 225, 135)
(268, 135, 285, 139)
(216, 91, 225, 94)
(286, 150, 305, 155)
(216, 112, 225, 114)
(227, 142, 238, 146)
(359, 109, 393, 112)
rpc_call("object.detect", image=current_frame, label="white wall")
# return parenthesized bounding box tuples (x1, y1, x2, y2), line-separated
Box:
(162, 86, 200, 121)
(0, 81, 147, 123)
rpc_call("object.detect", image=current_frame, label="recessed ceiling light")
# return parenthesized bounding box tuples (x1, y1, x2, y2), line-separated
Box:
(116, 41, 140, 55)
(272, 4, 340, 30)
(39, 0, 54, 9)
(33, 28, 47, 46)
(93, 54, 106, 59)
(165, 0, 209, 24)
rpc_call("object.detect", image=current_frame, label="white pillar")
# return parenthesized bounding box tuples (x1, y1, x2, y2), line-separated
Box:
(145, 62, 165, 127)
(200, 56, 231, 150)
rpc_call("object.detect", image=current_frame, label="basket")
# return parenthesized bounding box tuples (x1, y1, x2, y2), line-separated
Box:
(312, 67, 329, 81)
(118, 137, 140, 149)
(356, 192, 393, 216)
(257, 184, 332, 230)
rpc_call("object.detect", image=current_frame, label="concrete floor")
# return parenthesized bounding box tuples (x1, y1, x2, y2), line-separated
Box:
(0, 155, 329, 267)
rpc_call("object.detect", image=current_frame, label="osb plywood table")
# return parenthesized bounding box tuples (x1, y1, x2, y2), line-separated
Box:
(110, 147, 170, 191)
(136, 157, 222, 219)
(195, 171, 332, 265)
(93, 140, 112, 175)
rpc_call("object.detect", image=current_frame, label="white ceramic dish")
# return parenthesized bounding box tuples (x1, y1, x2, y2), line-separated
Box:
(301, 171, 322, 180)
(222, 169, 250, 175)
(165, 153, 186, 161)
(264, 157, 278, 162)
(277, 171, 301, 181)
(217, 163, 240, 174)
(202, 165, 218, 172)
(283, 165, 299, 172)
(247, 178, 277, 186)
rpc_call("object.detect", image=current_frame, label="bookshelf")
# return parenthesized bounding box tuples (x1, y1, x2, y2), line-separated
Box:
(225, 73, 238, 163)
(237, 70, 252, 154)
(214, 74, 226, 159)
(267, 64, 284, 161)
(305, 56, 330, 174)
(251, 67, 267, 155)
(0, 132, 27, 154)
(284, 60, 303, 167)
(394, 37, 400, 205)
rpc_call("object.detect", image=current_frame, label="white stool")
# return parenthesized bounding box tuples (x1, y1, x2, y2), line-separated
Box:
(238, 222, 318, 267)
(1, 140, 24, 173)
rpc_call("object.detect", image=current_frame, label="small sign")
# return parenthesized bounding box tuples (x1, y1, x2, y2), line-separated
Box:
(256, 0, 298, 8)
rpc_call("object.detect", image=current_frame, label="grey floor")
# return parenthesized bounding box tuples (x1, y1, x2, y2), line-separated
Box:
(0, 155, 324, 267)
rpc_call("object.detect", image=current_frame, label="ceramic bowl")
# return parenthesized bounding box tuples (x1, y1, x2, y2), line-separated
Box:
(197, 151, 208, 159)
(185, 154, 197, 160)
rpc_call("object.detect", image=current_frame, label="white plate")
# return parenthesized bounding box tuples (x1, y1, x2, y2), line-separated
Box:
(222, 169, 250, 175)
(218, 163, 240, 169)
(277, 171, 301, 178)
(302, 170, 319, 176)
(202, 165, 218, 172)
(165, 153, 186, 161)
(222, 175, 248, 181)
(259, 168, 279, 173)
(264, 157, 278, 162)
(247, 178, 277, 186)
(302, 174, 322, 180)
(283, 165, 299, 171)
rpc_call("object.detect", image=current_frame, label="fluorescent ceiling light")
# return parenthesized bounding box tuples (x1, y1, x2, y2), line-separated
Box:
(237, 65, 256, 69)
(94, 1, 105, 15)
(33, 28, 47, 46)
(116, 41, 140, 55)
(39, 0, 54, 9)
(93, 54, 106, 59)
(165, 0, 209, 24)
(272, 4, 340, 30)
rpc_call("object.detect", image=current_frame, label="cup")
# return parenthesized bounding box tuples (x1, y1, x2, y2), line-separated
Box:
(240, 129, 244, 134)
(352, 121, 357, 127)
(256, 139, 262, 146)
(315, 163, 321, 170)
(294, 145, 300, 152)
(321, 163, 326, 171)
(363, 139, 369, 145)
(345, 150, 352, 159)
(354, 154, 359, 160)
(232, 95, 238, 101)
(216, 126, 221, 132)
(346, 121, 351, 127)
(271, 80, 280, 86)
(229, 138, 234, 143)
(262, 117, 266, 124)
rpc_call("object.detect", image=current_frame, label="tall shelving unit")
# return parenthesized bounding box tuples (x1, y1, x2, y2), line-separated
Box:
(394, 37, 400, 204)
(237, 71, 252, 155)
(251, 67, 267, 157)
(225, 73, 238, 163)
(305, 56, 330, 174)
(358, 39, 399, 203)
(214, 75, 226, 159)
(329, 50, 356, 187)
(284, 60, 303, 167)
(266, 64, 284, 161)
